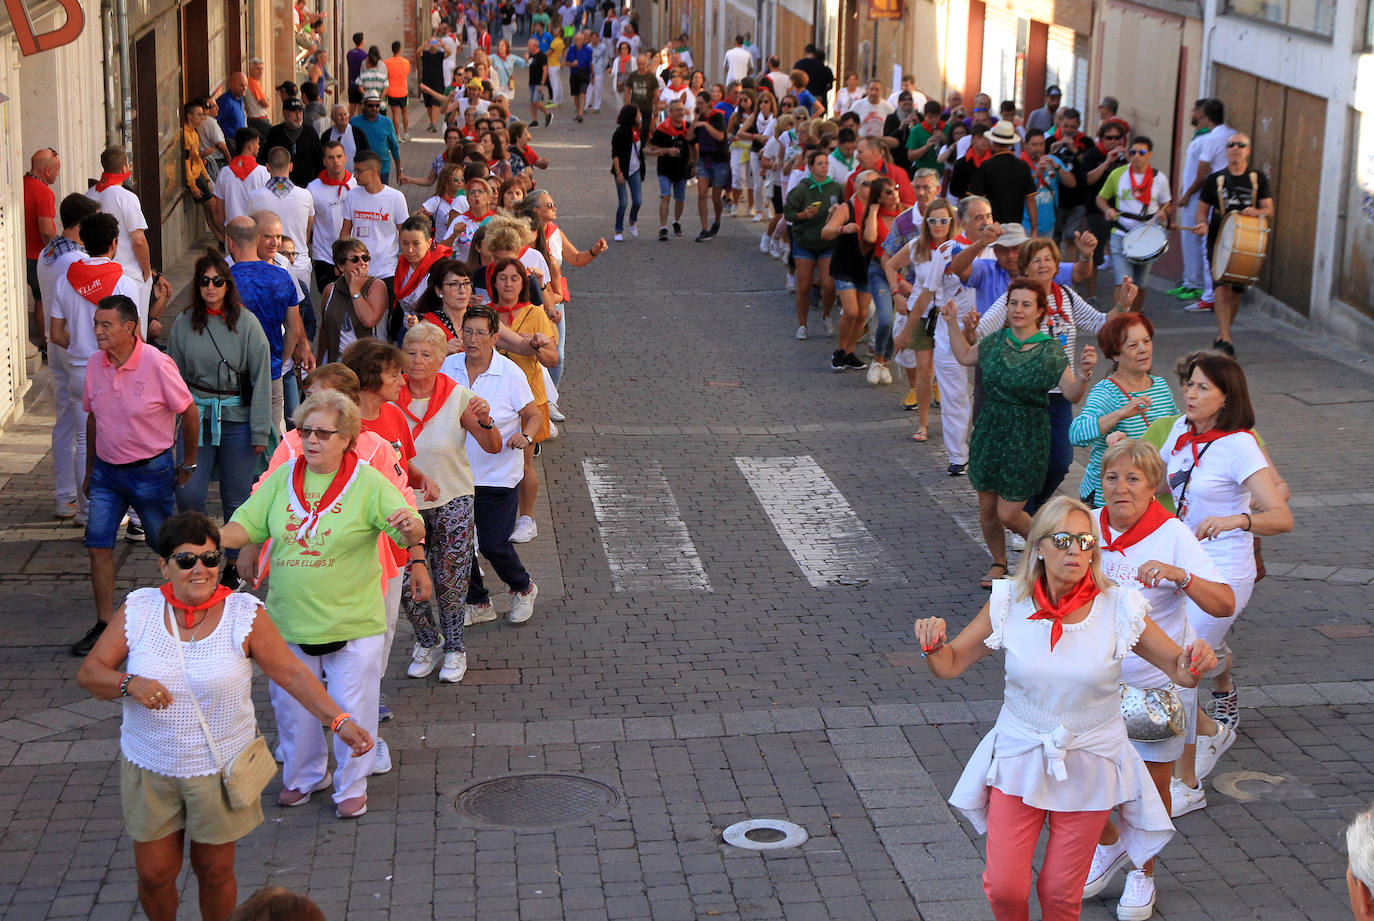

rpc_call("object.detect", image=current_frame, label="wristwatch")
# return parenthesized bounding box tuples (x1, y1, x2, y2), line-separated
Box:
(179, 462, 198, 471)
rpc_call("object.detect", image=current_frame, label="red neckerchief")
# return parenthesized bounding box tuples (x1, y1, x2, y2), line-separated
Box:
(966, 148, 992, 168)
(632, 127, 640, 144)
(95, 171, 131, 192)
(290, 449, 359, 540)
(521, 143, 538, 163)
(396, 373, 458, 439)
(655, 119, 688, 137)
(493, 299, 529, 320)
(228, 155, 259, 181)
(1171, 424, 1248, 464)
(1100, 501, 1174, 554)
(1029, 573, 1102, 651)
(66, 259, 125, 304)
(1128, 166, 1154, 208)
(394, 243, 453, 299)
(422, 310, 460, 339)
(318, 169, 353, 198)
(921, 118, 941, 134)
(954, 233, 974, 245)
(206, 307, 225, 317)
(160, 583, 234, 629)
(1048, 283, 1069, 322)
(1022, 152, 1051, 189)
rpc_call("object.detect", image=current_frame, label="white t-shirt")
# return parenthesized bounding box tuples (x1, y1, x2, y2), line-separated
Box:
(307, 174, 358, 264)
(37, 243, 85, 320)
(761, 136, 784, 188)
(86, 185, 149, 281)
(47, 258, 146, 365)
(1161, 418, 1268, 583)
(827, 152, 853, 187)
(247, 181, 316, 283)
(658, 84, 691, 115)
(723, 46, 752, 84)
(914, 241, 976, 345)
(322, 125, 360, 170)
(1193, 123, 1236, 179)
(213, 164, 270, 225)
(890, 88, 927, 110)
(421, 193, 468, 244)
(847, 98, 895, 138)
(438, 350, 536, 488)
(1098, 513, 1224, 689)
(342, 185, 408, 278)
(519, 247, 551, 286)
(1104, 166, 1171, 233)
(1181, 132, 1210, 206)
(833, 86, 862, 118)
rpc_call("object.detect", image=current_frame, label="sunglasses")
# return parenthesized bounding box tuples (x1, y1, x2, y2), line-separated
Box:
(1046, 532, 1098, 552)
(347, 254, 371, 264)
(170, 550, 224, 570)
(1102, 135, 1123, 141)
(972, 106, 988, 113)
(926, 216, 952, 226)
(280, 251, 297, 262)
(197, 275, 227, 288)
(1128, 148, 1149, 156)
(1227, 141, 1249, 148)
(298, 426, 340, 441)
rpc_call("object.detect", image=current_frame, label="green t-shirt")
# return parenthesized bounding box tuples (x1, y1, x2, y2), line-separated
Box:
(905, 121, 944, 176)
(231, 461, 410, 644)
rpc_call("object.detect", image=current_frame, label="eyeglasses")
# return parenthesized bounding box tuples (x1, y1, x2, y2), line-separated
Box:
(444, 279, 474, 290)
(197, 275, 227, 288)
(347, 254, 371, 264)
(1046, 532, 1098, 552)
(280, 251, 297, 262)
(461, 327, 493, 338)
(926, 216, 952, 226)
(170, 550, 224, 570)
(298, 426, 340, 441)
(1128, 148, 1149, 156)
(1227, 141, 1249, 149)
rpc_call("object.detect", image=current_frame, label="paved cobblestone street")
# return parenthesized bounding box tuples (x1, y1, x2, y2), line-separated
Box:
(0, 104, 1370, 921)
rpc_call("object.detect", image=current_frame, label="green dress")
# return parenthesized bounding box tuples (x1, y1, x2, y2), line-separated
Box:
(968, 332, 1068, 502)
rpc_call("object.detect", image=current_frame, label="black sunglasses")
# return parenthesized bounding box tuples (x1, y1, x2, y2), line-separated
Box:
(1227, 141, 1249, 149)
(170, 550, 224, 570)
(197, 275, 227, 288)
(347, 254, 371, 264)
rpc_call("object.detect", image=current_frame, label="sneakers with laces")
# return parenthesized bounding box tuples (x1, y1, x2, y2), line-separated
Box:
(695, 228, 713, 243)
(947, 462, 968, 476)
(795, 325, 808, 340)
(548, 402, 566, 422)
(1212, 338, 1236, 357)
(830, 350, 846, 371)
(879, 364, 893, 385)
(673, 221, 682, 236)
(628, 222, 638, 238)
(465, 601, 497, 625)
(1116, 870, 1156, 921)
(509, 582, 539, 624)
(866, 362, 883, 385)
(823, 316, 834, 336)
(55, 501, 77, 520)
(659, 227, 670, 241)
(614, 232, 624, 241)
(759, 232, 770, 252)
(901, 388, 918, 410)
(842, 352, 866, 371)
(439, 651, 468, 683)
(785, 273, 796, 291)
(370, 737, 392, 774)
(1169, 776, 1207, 817)
(1208, 685, 1239, 728)
(1195, 721, 1236, 779)
(751, 211, 763, 222)
(1183, 299, 1214, 312)
(1082, 838, 1131, 899)
(407, 643, 443, 678)
(510, 515, 538, 543)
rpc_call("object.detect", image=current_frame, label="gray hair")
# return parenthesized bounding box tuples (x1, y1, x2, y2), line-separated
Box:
(957, 194, 992, 222)
(294, 390, 361, 446)
(403, 320, 449, 354)
(913, 167, 939, 183)
(1350, 804, 1374, 890)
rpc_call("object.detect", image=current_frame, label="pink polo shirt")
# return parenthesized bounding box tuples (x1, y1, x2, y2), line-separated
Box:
(82, 339, 193, 464)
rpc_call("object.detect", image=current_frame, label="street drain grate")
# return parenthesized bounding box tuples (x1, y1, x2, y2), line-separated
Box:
(452, 773, 620, 829)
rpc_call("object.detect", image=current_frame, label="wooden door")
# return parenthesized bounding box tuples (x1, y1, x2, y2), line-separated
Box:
(183, 0, 210, 100)
(133, 30, 163, 272)
(1269, 87, 1323, 316)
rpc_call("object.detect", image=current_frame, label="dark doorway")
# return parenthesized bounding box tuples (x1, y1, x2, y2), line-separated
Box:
(182, 0, 209, 100)
(133, 29, 163, 272)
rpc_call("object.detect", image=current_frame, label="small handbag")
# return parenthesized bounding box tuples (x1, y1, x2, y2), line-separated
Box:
(1119, 683, 1185, 742)
(170, 606, 278, 809)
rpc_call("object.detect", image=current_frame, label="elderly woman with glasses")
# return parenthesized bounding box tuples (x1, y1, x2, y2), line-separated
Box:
(221, 390, 426, 820)
(316, 237, 387, 364)
(916, 496, 1216, 921)
(395, 322, 501, 684)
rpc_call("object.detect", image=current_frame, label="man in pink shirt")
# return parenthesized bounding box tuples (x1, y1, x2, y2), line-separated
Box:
(72, 295, 200, 657)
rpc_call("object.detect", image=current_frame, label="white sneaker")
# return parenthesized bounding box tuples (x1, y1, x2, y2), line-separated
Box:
(628, 222, 638, 237)
(614, 232, 624, 241)
(548, 402, 566, 422)
(465, 601, 497, 625)
(1116, 870, 1156, 921)
(510, 515, 538, 543)
(823, 316, 834, 336)
(759, 232, 771, 253)
(771, 238, 784, 259)
(407, 642, 443, 678)
(273, 741, 284, 763)
(1082, 838, 1131, 899)
(879, 364, 893, 385)
(751, 211, 763, 223)
(866, 362, 883, 385)
(786, 273, 796, 292)
(370, 737, 392, 775)
(795, 325, 808, 340)
(1195, 722, 1236, 779)
(547, 422, 559, 439)
(1169, 776, 1207, 817)
(509, 582, 539, 623)
(438, 651, 468, 683)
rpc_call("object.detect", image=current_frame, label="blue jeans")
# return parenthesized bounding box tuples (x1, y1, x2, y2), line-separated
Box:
(85, 451, 176, 550)
(868, 261, 895, 360)
(466, 485, 532, 603)
(615, 170, 642, 232)
(282, 373, 301, 429)
(1024, 393, 1074, 516)
(551, 312, 566, 388)
(175, 418, 258, 526)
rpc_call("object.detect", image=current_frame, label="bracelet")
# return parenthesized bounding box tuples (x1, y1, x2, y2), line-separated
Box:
(1241, 512, 1252, 531)
(478, 419, 495, 429)
(1176, 571, 1193, 593)
(407, 558, 428, 568)
(119, 674, 135, 697)
(330, 713, 353, 733)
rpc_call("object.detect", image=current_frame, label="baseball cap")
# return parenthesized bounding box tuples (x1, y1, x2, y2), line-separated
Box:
(283, 96, 304, 111)
(1046, 85, 1062, 96)
(994, 224, 1029, 248)
(363, 90, 381, 103)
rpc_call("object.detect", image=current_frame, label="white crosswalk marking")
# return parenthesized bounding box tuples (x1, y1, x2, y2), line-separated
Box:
(582, 458, 712, 592)
(735, 455, 905, 588)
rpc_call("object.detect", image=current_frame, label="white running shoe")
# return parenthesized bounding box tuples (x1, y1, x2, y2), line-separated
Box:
(547, 422, 559, 439)
(823, 316, 834, 336)
(1116, 870, 1156, 921)
(614, 232, 624, 241)
(786, 273, 796, 292)
(510, 515, 538, 543)
(465, 601, 497, 625)
(1082, 839, 1131, 899)
(771, 238, 785, 259)
(879, 364, 893, 385)
(1169, 776, 1207, 817)
(438, 651, 468, 683)
(751, 211, 763, 222)
(548, 402, 566, 422)
(407, 643, 443, 678)
(370, 737, 392, 775)
(759, 232, 770, 253)
(1195, 722, 1236, 779)
(628, 222, 638, 237)
(866, 362, 883, 385)
(509, 582, 539, 623)
(795, 325, 808, 340)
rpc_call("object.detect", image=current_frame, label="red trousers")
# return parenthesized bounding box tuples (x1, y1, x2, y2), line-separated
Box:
(983, 787, 1112, 921)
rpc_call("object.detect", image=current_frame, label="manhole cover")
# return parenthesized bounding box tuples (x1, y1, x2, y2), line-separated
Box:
(722, 818, 809, 850)
(452, 773, 620, 828)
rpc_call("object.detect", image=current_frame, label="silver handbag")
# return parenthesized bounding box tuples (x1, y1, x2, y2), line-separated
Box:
(1119, 683, 1185, 742)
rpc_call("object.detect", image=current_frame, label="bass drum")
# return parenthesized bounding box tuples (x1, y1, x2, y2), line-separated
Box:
(1122, 223, 1169, 264)
(1212, 213, 1269, 286)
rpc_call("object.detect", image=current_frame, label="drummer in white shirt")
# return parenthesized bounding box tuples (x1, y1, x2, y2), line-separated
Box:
(1097, 135, 1170, 312)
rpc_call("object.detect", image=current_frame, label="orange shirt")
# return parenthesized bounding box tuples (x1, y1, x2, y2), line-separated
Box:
(384, 56, 411, 97)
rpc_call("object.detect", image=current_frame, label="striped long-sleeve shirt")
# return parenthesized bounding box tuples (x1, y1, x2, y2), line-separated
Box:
(1068, 374, 1178, 501)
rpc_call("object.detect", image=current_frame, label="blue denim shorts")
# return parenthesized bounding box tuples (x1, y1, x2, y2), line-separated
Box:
(791, 240, 829, 262)
(85, 451, 176, 550)
(658, 175, 687, 201)
(696, 159, 730, 188)
(833, 276, 868, 293)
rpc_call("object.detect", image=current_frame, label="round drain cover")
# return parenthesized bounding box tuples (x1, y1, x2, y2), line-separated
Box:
(453, 773, 620, 829)
(722, 818, 809, 850)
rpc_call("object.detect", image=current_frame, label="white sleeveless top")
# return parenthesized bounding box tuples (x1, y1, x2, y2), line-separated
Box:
(121, 588, 261, 777)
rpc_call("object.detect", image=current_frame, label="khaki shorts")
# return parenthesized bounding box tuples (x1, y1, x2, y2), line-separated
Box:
(121, 755, 263, 845)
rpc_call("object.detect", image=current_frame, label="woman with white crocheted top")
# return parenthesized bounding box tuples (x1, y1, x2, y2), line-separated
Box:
(78, 511, 371, 921)
(914, 496, 1217, 921)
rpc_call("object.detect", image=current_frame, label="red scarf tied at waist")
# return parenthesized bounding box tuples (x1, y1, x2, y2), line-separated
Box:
(317, 169, 353, 198)
(228, 155, 259, 181)
(1100, 501, 1174, 554)
(396, 373, 458, 439)
(394, 243, 453, 300)
(160, 583, 234, 629)
(95, 171, 131, 192)
(1029, 573, 1102, 651)
(1171, 424, 1248, 464)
